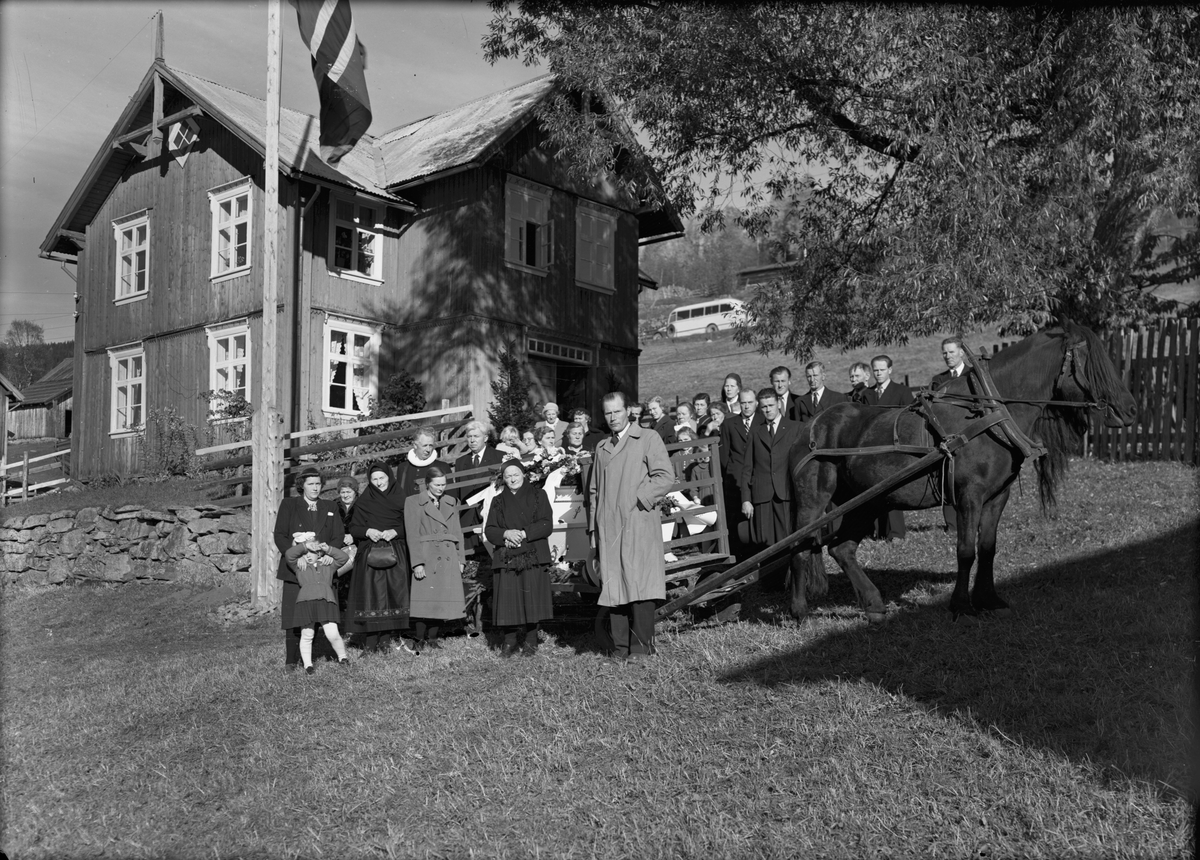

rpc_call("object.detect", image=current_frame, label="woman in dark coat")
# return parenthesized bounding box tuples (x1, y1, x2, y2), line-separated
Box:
(345, 461, 411, 653)
(274, 465, 345, 668)
(484, 460, 555, 657)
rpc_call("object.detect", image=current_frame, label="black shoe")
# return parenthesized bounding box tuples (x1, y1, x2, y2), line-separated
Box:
(520, 643, 538, 658)
(305, 666, 316, 675)
(337, 658, 350, 666)
(499, 641, 520, 659)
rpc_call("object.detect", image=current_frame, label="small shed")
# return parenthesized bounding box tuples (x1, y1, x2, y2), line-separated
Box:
(10, 358, 73, 440)
(1, 370, 24, 469)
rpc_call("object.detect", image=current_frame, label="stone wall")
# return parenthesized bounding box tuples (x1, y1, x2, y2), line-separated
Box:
(1, 505, 252, 588)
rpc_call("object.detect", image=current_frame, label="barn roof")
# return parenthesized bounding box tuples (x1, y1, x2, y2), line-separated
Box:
(0, 371, 23, 405)
(17, 358, 73, 407)
(40, 61, 681, 259)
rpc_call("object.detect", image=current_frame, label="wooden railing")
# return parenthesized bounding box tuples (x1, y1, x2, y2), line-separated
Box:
(2, 445, 72, 501)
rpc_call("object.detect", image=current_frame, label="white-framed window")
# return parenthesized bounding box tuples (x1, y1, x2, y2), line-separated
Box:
(328, 194, 382, 282)
(323, 318, 380, 415)
(208, 178, 253, 280)
(575, 200, 616, 292)
(505, 176, 554, 273)
(108, 343, 145, 436)
(112, 211, 150, 304)
(206, 320, 251, 411)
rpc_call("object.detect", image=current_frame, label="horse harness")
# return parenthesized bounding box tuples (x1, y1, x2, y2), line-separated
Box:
(792, 341, 1085, 506)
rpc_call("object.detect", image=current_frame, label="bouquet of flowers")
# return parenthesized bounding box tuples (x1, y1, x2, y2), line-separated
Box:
(522, 450, 583, 487)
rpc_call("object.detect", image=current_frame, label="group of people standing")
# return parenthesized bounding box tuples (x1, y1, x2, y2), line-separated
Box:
(274, 338, 971, 672)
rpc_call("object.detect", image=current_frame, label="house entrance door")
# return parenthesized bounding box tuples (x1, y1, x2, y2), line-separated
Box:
(528, 360, 590, 416)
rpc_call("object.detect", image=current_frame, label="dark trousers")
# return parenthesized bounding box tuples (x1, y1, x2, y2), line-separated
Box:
(609, 600, 656, 657)
(285, 627, 301, 665)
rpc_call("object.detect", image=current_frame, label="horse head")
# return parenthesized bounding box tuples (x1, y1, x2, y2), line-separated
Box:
(1055, 318, 1137, 428)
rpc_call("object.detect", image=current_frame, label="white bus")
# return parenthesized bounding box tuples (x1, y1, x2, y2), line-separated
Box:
(655, 298, 744, 339)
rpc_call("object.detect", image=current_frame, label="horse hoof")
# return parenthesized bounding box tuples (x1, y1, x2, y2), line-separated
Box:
(988, 607, 1013, 619)
(865, 611, 887, 625)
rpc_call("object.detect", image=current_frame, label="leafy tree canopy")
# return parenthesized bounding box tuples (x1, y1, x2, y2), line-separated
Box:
(485, 5, 1200, 355)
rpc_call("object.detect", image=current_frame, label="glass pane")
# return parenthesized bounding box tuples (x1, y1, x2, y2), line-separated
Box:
(359, 206, 374, 226)
(219, 200, 232, 224)
(116, 360, 127, 382)
(329, 384, 346, 410)
(131, 383, 142, 406)
(330, 360, 347, 386)
(216, 366, 229, 389)
(352, 364, 366, 387)
(233, 334, 246, 359)
(136, 224, 147, 246)
(121, 230, 132, 251)
(352, 334, 369, 358)
(233, 365, 246, 393)
(336, 200, 354, 222)
(131, 356, 142, 378)
(234, 223, 248, 267)
(131, 404, 142, 427)
(216, 337, 229, 363)
(235, 194, 248, 217)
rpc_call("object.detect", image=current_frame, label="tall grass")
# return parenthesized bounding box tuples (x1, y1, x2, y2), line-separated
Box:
(1, 458, 1194, 859)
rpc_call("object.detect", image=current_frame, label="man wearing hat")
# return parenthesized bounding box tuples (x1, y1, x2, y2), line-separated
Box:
(273, 466, 345, 669)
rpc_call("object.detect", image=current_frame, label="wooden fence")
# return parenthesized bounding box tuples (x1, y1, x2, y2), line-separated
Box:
(2, 443, 72, 502)
(1088, 318, 1198, 465)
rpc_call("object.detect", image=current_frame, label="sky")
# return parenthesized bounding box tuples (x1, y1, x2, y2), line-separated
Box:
(0, 0, 544, 345)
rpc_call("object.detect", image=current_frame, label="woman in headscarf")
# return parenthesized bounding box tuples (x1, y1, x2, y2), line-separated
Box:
(345, 461, 411, 654)
(484, 460, 555, 658)
(404, 466, 467, 652)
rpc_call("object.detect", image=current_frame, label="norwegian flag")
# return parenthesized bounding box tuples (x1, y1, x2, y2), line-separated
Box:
(293, 0, 372, 164)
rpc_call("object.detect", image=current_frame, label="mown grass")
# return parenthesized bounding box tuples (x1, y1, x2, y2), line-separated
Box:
(1, 475, 223, 519)
(1, 458, 1194, 859)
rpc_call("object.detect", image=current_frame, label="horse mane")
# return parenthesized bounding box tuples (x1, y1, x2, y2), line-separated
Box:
(1030, 320, 1119, 511)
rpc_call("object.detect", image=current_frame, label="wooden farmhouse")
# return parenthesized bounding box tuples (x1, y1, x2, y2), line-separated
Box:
(8, 358, 73, 441)
(40, 60, 682, 479)
(1, 371, 23, 471)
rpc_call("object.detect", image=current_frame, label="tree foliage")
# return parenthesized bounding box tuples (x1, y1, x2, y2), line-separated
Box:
(485, 5, 1200, 354)
(0, 322, 72, 389)
(488, 342, 540, 433)
(368, 370, 427, 420)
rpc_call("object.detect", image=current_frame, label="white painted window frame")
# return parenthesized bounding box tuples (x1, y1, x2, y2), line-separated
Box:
(322, 317, 380, 416)
(206, 319, 251, 415)
(575, 199, 617, 293)
(208, 177, 253, 281)
(327, 193, 384, 284)
(505, 176, 554, 275)
(112, 210, 150, 305)
(108, 343, 145, 437)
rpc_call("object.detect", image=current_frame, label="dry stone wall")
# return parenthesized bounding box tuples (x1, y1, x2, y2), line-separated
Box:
(1, 505, 253, 588)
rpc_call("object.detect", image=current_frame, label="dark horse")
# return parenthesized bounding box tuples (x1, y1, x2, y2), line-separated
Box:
(789, 319, 1137, 622)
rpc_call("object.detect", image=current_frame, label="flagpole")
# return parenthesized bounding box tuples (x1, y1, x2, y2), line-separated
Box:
(252, 0, 284, 610)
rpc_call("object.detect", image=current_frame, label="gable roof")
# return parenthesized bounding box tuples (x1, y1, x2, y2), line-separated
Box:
(376, 76, 556, 188)
(17, 358, 73, 407)
(0, 371, 23, 405)
(41, 62, 681, 259)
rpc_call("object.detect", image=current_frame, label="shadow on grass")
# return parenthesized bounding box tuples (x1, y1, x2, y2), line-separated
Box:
(719, 521, 1198, 796)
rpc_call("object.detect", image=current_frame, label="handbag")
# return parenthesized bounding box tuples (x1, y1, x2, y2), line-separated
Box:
(365, 541, 398, 569)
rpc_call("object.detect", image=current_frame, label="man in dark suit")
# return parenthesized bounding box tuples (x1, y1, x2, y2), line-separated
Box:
(931, 337, 970, 391)
(768, 365, 800, 422)
(274, 465, 345, 669)
(740, 389, 799, 557)
(453, 420, 505, 551)
(719, 387, 759, 558)
(860, 354, 911, 540)
(646, 396, 675, 444)
(796, 360, 849, 423)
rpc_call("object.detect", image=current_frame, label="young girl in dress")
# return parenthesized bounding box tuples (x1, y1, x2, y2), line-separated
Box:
(285, 539, 351, 674)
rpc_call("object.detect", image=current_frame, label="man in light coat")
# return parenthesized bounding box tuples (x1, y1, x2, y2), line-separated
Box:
(587, 391, 676, 666)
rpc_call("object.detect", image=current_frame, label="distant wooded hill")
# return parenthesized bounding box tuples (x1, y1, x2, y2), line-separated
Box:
(0, 342, 74, 390)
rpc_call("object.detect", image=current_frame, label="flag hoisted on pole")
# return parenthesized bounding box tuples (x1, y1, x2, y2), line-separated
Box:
(293, 0, 373, 164)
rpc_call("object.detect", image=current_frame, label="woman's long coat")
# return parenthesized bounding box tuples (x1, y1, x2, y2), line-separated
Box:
(587, 423, 676, 606)
(404, 493, 467, 620)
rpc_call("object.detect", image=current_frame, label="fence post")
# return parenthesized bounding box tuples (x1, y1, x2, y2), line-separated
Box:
(22, 450, 29, 502)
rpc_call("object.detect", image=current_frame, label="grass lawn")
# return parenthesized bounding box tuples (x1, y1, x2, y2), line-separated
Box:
(637, 327, 1005, 408)
(1, 458, 1195, 859)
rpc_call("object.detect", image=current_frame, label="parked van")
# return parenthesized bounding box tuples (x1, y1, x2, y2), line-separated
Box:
(655, 298, 745, 339)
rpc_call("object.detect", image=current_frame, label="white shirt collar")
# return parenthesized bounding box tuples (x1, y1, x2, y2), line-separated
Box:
(407, 448, 437, 467)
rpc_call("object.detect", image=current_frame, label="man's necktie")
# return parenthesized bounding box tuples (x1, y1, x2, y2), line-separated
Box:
(473, 453, 481, 468)
(812, 392, 819, 409)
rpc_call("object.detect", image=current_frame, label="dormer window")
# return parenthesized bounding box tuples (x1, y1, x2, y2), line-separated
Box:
(505, 176, 553, 274)
(328, 194, 382, 283)
(112, 210, 150, 305)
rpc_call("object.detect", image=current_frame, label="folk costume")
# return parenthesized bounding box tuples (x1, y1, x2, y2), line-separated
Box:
(859, 380, 914, 540)
(273, 491, 345, 667)
(740, 414, 800, 548)
(587, 422, 675, 658)
(404, 489, 467, 647)
(395, 447, 451, 500)
(345, 462, 411, 652)
(484, 479, 555, 655)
